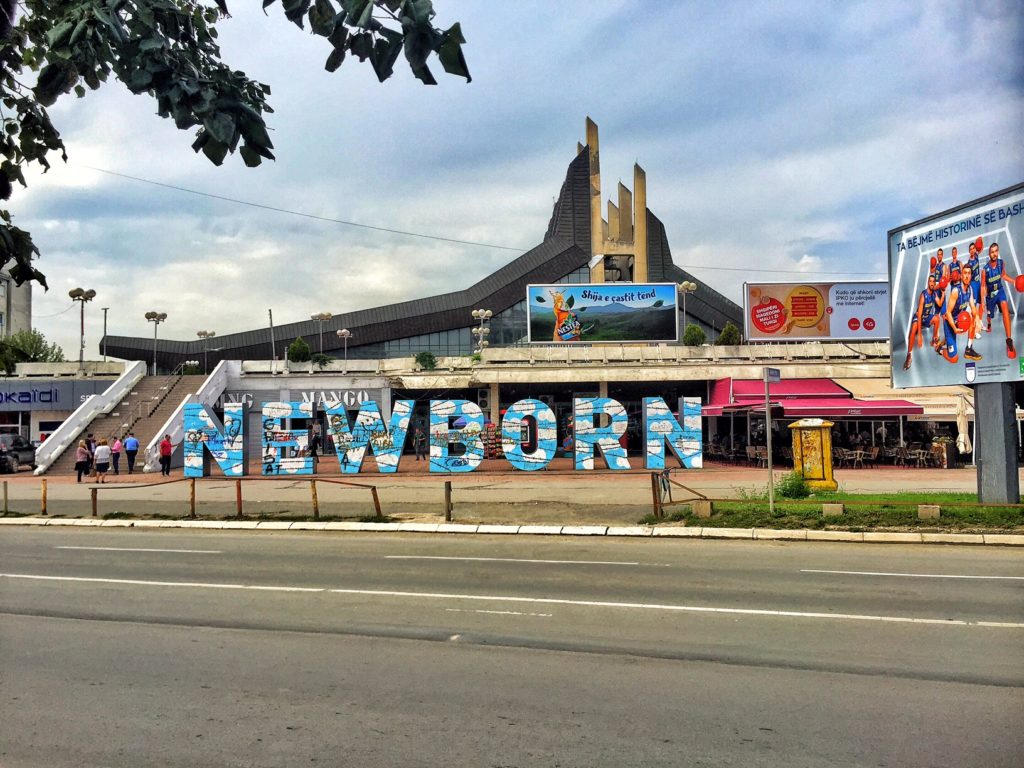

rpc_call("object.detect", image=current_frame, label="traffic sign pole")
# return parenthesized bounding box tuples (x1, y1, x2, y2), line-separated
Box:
(764, 367, 780, 515)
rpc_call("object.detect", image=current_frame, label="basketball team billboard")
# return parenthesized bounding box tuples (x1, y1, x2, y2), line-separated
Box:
(890, 182, 1024, 388)
(744, 281, 890, 342)
(526, 283, 679, 343)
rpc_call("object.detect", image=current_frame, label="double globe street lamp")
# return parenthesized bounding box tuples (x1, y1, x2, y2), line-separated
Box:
(471, 308, 492, 354)
(678, 281, 697, 332)
(68, 287, 96, 373)
(311, 312, 333, 353)
(197, 329, 216, 374)
(336, 328, 352, 370)
(145, 311, 168, 376)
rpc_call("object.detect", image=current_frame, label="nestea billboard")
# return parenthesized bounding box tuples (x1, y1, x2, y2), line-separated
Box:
(527, 283, 678, 343)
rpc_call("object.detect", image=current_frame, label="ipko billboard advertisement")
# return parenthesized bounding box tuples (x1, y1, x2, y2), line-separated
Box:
(890, 182, 1024, 388)
(526, 283, 678, 343)
(743, 282, 889, 342)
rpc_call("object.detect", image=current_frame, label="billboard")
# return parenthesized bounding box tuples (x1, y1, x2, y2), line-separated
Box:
(743, 281, 890, 342)
(526, 283, 678, 343)
(890, 182, 1024, 388)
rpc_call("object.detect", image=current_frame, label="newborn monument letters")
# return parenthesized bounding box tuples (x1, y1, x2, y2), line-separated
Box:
(183, 397, 702, 476)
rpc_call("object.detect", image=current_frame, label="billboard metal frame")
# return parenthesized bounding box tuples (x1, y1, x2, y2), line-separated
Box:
(887, 181, 1024, 388)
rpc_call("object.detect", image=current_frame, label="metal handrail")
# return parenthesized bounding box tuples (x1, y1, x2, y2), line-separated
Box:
(142, 360, 231, 473)
(32, 361, 147, 475)
(100, 362, 191, 441)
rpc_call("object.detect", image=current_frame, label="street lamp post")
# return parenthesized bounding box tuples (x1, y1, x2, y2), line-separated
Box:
(678, 281, 697, 336)
(336, 328, 351, 371)
(197, 330, 216, 374)
(471, 308, 492, 354)
(100, 307, 109, 362)
(145, 311, 168, 376)
(68, 287, 97, 374)
(311, 312, 332, 353)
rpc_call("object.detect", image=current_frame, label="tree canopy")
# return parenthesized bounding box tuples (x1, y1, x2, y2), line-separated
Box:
(287, 335, 311, 362)
(716, 320, 741, 346)
(0, 0, 470, 288)
(0, 327, 65, 372)
(682, 323, 706, 347)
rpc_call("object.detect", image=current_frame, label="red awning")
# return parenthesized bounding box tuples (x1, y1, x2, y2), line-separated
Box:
(731, 378, 849, 401)
(702, 377, 923, 418)
(749, 397, 924, 418)
(701, 403, 750, 417)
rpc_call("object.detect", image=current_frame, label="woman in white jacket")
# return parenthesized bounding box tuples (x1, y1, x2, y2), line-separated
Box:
(93, 439, 112, 483)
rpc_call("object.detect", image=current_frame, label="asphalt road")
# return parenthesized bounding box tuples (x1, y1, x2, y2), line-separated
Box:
(1, 528, 1021, 767)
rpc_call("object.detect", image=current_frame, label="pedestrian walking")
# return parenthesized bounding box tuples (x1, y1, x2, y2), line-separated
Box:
(309, 430, 321, 465)
(111, 435, 123, 475)
(93, 439, 112, 483)
(413, 427, 427, 461)
(86, 432, 97, 477)
(124, 432, 139, 474)
(74, 440, 90, 483)
(159, 434, 173, 476)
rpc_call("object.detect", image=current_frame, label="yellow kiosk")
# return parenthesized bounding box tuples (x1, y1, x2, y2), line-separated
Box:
(788, 418, 837, 492)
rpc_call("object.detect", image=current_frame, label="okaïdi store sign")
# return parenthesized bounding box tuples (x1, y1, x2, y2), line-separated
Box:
(183, 397, 702, 476)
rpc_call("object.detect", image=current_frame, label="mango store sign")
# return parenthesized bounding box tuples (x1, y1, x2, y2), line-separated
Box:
(183, 397, 702, 477)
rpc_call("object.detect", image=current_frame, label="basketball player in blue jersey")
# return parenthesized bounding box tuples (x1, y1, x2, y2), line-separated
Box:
(932, 247, 949, 288)
(904, 274, 942, 370)
(965, 241, 983, 333)
(980, 242, 1017, 358)
(941, 264, 981, 363)
(949, 246, 962, 280)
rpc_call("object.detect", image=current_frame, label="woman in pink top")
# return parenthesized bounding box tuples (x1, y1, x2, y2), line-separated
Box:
(111, 436, 123, 475)
(74, 440, 90, 483)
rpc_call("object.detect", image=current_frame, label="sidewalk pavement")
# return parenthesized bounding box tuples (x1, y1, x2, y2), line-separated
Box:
(0, 461, 1018, 537)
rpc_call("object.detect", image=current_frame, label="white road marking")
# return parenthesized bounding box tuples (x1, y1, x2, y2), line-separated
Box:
(56, 546, 222, 554)
(801, 569, 1024, 581)
(3, 572, 1020, 629)
(386, 556, 640, 566)
(326, 587, 1023, 628)
(445, 608, 552, 617)
(2, 574, 322, 592)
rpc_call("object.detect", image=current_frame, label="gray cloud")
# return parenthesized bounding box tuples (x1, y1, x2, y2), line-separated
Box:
(15, 0, 1024, 357)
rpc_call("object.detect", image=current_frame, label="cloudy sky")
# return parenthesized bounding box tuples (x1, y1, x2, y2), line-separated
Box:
(16, 0, 1024, 358)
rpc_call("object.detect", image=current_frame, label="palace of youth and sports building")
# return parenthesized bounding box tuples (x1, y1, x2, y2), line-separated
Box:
(5, 120, 1020, 473)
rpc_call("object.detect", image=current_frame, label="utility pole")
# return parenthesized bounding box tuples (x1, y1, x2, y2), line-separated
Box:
(268, 309, 276, 362)
(764, 367, 780, 515)
(101, 307, 109, 362)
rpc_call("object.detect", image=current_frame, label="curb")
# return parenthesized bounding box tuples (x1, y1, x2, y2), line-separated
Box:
(0, 516, 1020, 545)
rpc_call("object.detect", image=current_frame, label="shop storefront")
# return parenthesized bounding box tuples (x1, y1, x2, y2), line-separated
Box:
(0, 378, 117, 442)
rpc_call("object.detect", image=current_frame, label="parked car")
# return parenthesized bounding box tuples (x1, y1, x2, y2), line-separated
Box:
(0, 434, 36, 473)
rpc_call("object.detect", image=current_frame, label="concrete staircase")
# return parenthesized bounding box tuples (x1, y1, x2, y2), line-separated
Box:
(45, 375, 207, 476)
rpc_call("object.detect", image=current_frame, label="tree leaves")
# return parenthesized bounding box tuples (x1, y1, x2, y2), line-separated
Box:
(0, 0, 470, 288)
(437, 22, 470, 82)
(2, 328, 65, 364)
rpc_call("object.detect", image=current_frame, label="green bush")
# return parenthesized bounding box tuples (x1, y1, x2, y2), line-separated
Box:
(775, 470, 810, 499)
(414, 351, 438, 370)
(682, 324, 706, 346)
(287, 336, 311, 363)
(310, 352, 332, 369)
(716, 321, 741, 346)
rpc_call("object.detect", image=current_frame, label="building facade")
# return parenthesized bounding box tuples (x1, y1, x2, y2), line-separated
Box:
(103, 119, 742, 372)
(0, 268, 32, 340)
